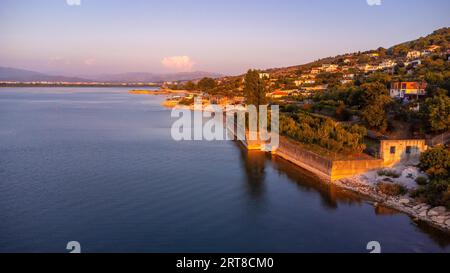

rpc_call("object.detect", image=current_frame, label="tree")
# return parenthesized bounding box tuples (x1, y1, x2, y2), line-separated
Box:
(197, 77, 216, 91)
(416, 146, 450, 208)
(359, 83, 393, 132)
(421, 92, 450, 133)
(243, 70, 267, 107)
(367, 72, 392, 86)
(184, 81, 196, 91)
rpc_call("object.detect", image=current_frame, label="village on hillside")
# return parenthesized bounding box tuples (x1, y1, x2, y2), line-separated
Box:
(157, 28, 450, 227)
(164, 28, 449, 143)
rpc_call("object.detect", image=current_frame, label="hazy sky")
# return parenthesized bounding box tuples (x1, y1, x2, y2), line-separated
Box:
(0, 0, 449, 76)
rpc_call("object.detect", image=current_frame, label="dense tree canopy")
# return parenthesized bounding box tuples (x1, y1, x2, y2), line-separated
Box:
(420, 92, 450, 133)
(197, 77, 217, 91)
(359, 83, 393, 132)
(280, 112, 367, 154)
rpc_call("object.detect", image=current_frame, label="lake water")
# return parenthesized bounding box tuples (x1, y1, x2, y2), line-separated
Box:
(0, 87, 449, 253)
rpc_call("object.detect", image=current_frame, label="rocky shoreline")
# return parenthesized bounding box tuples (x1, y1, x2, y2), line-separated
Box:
(334, 176, 450, 233)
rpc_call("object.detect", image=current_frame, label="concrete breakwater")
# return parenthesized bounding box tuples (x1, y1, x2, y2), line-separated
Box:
(274, 136, 385, 182)
(236, 133, 383, 182)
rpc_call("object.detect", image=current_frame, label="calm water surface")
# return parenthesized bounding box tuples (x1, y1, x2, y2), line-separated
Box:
(0, 87, 449, 253)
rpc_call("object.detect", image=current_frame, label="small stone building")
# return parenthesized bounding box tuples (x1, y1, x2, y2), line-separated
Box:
(380, 139, 427, 166)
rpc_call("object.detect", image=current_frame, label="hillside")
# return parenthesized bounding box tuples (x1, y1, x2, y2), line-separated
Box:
(263, 27, 450, 78)
(91, 71, 222, 83)
(0, 67, 221, 83)
(0, 67, 91, 82)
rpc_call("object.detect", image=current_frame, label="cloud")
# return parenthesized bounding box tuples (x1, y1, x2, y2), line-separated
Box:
(66, 0, 81, 6)
(84, 58, 96, 66)
(366, 0, 382, 6)
(161, 56, 195, 71)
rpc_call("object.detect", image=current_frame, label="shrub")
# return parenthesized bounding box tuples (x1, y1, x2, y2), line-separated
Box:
(424, 179, 450, 208)
(419, 146, 450, 179)
(279, 112, 366, 154)
(376, 182, 408, 196)
(415, 176, 428, 186)
(410, 187, 427, 199)
(411, 179, 450, 209)
(377, 169, 401, 178)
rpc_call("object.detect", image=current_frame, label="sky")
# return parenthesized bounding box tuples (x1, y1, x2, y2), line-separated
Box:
(0, 0, 449, 76)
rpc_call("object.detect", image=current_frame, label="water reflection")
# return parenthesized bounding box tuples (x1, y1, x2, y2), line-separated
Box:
(270, 154, 367, 210)
(237, 144, 367, 210)
(237, 144, 267, 199)
(235, 141, 450, 249)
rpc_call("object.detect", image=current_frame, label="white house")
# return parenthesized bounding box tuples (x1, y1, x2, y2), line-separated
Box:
(407, 50, 422, 60)
(380, 59, 397, 69)
(259, 73, 270, 79)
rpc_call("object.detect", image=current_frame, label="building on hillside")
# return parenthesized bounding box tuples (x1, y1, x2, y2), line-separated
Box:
(343, 58, 352, 64)
(390, 82, 427, 99)
(343, 73, 355, 79)
(267, 90, 293, 99)
(406, 50, 422, 60)
(301, 73, 316, 79)
(304, 79, 316, 84)
(358, 64, 380, 73)
(421, 45, 441, 56)
(310, 68, 321, 74)
(341, 66, 351, 72)
(340, 79, 353, 85)
(321, 64, 339, 72)
(301, 84, 328, 92)
(379, 59, 397, 69)
(294, 80, 303, 86)
(259, 73, 270, 79)
(424, 45, 441, 54)
(405, 59, 422, 67)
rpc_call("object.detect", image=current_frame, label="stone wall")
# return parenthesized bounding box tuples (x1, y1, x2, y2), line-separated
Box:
(273, 136, 333, 181)
(231, 123, 427, 181)
(427, 132, 450, 147)
(274, 136, 385, 182)
(331, 159, 384, 181)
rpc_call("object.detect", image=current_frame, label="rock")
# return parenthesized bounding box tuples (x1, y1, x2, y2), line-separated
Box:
(428, 206, 447, 217)
(419, 205, 431, 212)
(446, 219, 450, 226)
(428, 210, 439, 217)
(434, 218, 445, 224)
(413, 204, 423, 210)
(432, 206, 447, 213)
(399, 198, 410, 205)
(419, 211, 428, 217)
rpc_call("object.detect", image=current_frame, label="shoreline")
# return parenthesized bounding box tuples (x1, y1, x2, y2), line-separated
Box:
(334, 175, 450, 233)
(161, 100, 450, 234)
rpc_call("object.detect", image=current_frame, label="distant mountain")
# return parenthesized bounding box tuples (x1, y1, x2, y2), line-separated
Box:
(0, 67, 91, 82)
(90, 71, 223, 83)
(0, 66, 222, 83)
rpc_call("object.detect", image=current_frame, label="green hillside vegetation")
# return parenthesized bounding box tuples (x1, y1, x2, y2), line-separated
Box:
(280, 112, 367, 156)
